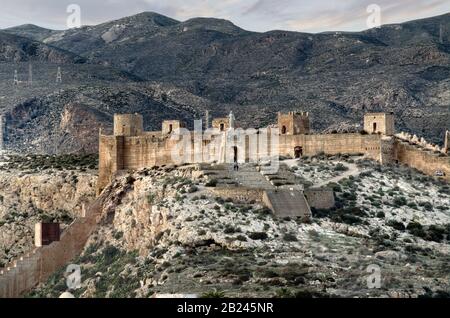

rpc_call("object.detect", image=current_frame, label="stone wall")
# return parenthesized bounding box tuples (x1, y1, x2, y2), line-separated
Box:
(98, 114, 449, 194)
(395, 140, 450, 181)
(380, 136, 396, 164)
(304, 188, 335, 210)
(277, 133, 381, 160)
(0, 196, 104, 298)
(207, 187, 265, 203)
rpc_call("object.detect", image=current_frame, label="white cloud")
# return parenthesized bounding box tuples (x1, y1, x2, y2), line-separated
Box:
(0, 0, 448, 32)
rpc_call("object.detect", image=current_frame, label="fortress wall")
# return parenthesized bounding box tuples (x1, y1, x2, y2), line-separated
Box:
(277, 133, 382, 160)
(98, 135, 124, 194)
(304, 134, 381, 159)
(121, 137, 157, 169)
(0, 250, 41, 298)
(395, 140, 450, 181)
(380, 137, 396, 164)
(0, 196, 104, 298)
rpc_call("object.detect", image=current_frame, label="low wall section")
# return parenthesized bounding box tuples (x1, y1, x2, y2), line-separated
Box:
(395, 140, 450, 181)
(0, 196, 104, 297)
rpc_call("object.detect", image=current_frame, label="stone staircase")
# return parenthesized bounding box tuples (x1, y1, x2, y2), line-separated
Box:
(201, 163, 273, 189)
(263, 190, 312, 221)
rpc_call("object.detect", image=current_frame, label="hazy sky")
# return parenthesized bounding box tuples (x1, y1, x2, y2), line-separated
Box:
(0, 0, 449, 33)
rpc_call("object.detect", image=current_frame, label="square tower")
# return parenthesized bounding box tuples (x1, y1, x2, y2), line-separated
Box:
(113, 113, 143, 136)
(212, 118, 229, 131)
(364, 113, 395, 135)
(162, 120, 185, 135)
(277, 111, 310, 135)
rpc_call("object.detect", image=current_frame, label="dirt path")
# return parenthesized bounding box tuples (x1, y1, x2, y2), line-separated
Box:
(312, 162, 361, 188)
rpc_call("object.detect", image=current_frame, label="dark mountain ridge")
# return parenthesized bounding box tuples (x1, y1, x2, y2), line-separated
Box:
(1, 11, 449, 153)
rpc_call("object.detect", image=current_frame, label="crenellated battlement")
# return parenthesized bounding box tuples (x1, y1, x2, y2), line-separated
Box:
(97, 111, 449, 194)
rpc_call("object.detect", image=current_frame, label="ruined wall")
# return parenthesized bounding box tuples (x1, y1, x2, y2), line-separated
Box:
(395, 140, 450, 181)
(304, 188, 335, 210)
(207, 187, 265, 203)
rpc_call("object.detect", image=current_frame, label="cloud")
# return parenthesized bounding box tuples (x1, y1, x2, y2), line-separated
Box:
(0, 0, 448, 32)
(278, 0, 450, 32)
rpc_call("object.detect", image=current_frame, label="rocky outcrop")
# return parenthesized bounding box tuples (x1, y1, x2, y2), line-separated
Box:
(0, 169, 97, 266)
(28, 161, 449, 298)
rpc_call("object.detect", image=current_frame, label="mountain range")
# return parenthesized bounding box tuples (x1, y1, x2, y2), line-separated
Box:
(0, 11, 449, 153)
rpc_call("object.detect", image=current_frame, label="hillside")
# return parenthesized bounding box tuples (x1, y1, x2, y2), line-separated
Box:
(1, 12, 450, 153)
(23, 155, 450, 298)
(3, 24, 59, 42)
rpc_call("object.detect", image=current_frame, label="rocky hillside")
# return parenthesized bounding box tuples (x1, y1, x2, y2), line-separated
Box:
(0, 154, 98, 267)
(28, 156, 450, 298)
(3, 24, 59, 42)
(1, 12, 450, 153)
(0, 31, 84, 64)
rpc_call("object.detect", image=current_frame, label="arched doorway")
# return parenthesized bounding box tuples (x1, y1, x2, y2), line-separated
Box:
(281, 126, 287, 134)
(294, 146, 303, 158)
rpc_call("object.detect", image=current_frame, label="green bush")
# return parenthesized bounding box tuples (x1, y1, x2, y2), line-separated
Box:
(407, 222, 426, 238)
(201, 289, 226, 298)
(248, 232, 268, 240)
(376, 211, 385, 218)
(334, 163, 349, 172)
(205, 179, 218, 187)
(393, 196, 407, 207)
(418, 201, 433, 211)
(387, 220, 405, 231)
(283, 233, 298, 242)
(224, 226, 238, 234)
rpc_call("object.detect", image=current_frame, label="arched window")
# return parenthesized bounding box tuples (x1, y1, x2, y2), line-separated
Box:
(373, 122, 377, 133)
(220, 123, 225, 131)
(281, 126, 287, 134)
